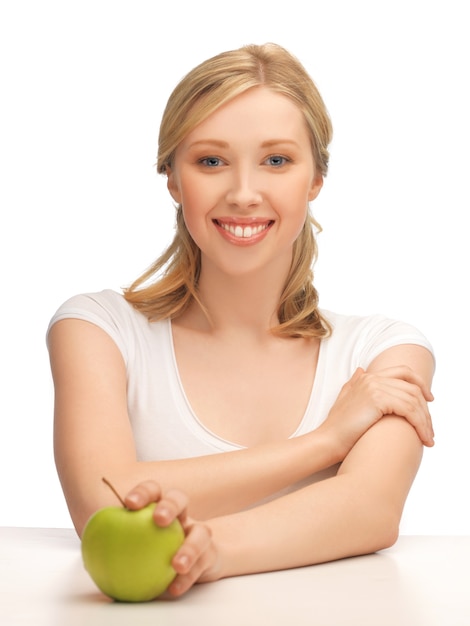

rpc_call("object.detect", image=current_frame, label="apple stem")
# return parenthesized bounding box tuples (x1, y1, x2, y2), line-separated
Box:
(102, 477, 127, 508)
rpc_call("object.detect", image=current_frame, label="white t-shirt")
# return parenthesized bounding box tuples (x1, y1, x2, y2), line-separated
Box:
(47, 289, 434, 490)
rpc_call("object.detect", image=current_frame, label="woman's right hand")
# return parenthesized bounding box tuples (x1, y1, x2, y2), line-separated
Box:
(317, 366, 434, 459)
(124, 480, 222, 597)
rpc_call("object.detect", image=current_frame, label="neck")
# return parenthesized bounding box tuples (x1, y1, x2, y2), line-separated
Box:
(181, 258, 291, 336)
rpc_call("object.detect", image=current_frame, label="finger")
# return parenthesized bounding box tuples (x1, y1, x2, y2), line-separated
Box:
(168, 557, 210, 597)
(356, 373, 433, 443)
(168, 523, 214, 596)
(349, 367, 365, 383)
(153, 488, 189, 527)
(173, 522, 212, 574)
(373, 365, 434, 402)
(379, 380, 434, 446)
(124, 480, 162, 510)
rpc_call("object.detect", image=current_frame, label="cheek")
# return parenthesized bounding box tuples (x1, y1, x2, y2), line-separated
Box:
(180, 193, 210, 246)
(280, 178, 311, 217)
(292, 208, 309, 241)
(178, 175, 221, 232)
(279, 181, 310, 239)
(177, 182, 202, 219)
(274, 170, 314, 204)
(178, 173, 214, 211)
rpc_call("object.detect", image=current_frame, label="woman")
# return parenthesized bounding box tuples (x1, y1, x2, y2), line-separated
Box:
(47, 43, 435, 596)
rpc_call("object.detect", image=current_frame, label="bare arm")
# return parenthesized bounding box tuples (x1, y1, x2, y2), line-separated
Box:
(208, 415, 422, 579)
(129, 344, 433, 597)
(49, 319, 341, 535)
(201, 344, 434, 583)
(49, 317, 433, 544)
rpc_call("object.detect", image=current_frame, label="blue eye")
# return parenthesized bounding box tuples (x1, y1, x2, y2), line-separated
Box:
(200, 157, 222, 167)
(266, 155, 288, 167)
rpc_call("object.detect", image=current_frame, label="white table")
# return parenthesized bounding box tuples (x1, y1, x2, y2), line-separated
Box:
(1, 528, 469, 625)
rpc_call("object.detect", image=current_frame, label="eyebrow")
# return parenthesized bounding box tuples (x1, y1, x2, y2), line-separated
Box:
(260, 139, 301, 148)
(186, 139, 301, 149)
(187, 139, 229, 149)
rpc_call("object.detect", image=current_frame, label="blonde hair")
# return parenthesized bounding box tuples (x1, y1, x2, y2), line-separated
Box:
(125, 43, 333, 338)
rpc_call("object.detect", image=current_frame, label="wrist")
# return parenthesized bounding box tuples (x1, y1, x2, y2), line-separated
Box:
(205, 516, 236, 581)
(206, 512, 262, 580)
(301, 426, 346, 470)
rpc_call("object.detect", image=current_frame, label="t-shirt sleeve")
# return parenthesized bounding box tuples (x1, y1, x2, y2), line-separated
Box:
(354, 314, 435, 370)
(45, 290, 130, 362)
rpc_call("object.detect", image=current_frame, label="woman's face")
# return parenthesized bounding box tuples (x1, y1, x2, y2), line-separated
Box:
(167, 87, 323, 280)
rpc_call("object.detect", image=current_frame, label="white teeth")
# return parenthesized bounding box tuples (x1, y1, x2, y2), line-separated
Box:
(219, 222, 269, 238)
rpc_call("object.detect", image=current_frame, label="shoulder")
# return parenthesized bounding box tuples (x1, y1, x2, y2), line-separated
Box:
(46, 290, 168, 359)
(50, 288, 128, 315)
(320, 309, 435, 369)
(47, 289, 135, 333)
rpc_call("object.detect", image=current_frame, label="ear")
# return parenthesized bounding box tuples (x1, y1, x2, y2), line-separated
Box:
(166, 167, 182, 204)
(308, 174, 323, 202)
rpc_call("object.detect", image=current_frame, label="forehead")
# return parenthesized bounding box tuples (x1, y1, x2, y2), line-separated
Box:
(181, 87, 309, 147)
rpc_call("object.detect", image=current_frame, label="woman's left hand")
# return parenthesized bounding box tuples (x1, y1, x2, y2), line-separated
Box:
(124, 480, 222, 597)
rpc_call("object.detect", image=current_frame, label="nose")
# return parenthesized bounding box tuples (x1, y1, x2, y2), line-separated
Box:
(224, 165, 263, 211)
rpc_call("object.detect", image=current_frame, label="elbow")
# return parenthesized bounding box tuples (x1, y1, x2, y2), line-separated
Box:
(378, 520, 400, 551)
(347, 492, 403, 555)
(367, 509, 401, 553)
(68, 505, 93, 540)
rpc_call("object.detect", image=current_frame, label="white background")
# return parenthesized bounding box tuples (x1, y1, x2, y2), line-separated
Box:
(1, 0, 468, 533)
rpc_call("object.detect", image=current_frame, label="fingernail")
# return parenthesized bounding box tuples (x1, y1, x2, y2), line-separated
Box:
(126, 493, 139, 505)
(154, 505, 171, 522)
(176, 554, 189, 569)
(170, 580, 183, 595)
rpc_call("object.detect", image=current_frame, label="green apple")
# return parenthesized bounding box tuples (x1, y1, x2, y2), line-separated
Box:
(81, 502, 185, 602)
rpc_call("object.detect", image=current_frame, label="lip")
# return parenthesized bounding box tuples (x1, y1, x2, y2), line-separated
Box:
(214, 216, 272, 224)
(213, 218, 274, 245)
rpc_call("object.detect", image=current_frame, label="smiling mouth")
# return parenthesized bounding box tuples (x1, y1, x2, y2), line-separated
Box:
(213, 219, 274, 239)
